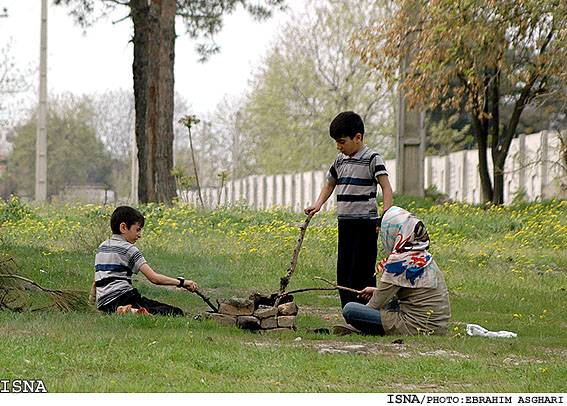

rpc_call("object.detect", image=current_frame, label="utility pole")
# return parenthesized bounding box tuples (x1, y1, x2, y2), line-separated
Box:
(35, 0, 48, 202)
(396, 0, 425, 197)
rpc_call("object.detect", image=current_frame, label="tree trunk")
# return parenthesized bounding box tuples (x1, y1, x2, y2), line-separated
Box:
(490, 70, 505, 205)
(471, 107, 493, 204)
(492, 77, 533, 205)
(492, 169, 505, 204)
(131, 0, 177, 204)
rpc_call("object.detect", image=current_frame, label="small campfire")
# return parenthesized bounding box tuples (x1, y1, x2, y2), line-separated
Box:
(196, 214, 358, 331)
(204, 293, 298, 331)
(201, 215, 313, 331)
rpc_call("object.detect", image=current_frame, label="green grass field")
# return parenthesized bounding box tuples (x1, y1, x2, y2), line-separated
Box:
(1, 195, 566, 393)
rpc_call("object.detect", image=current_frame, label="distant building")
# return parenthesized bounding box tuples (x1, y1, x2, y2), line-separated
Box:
(53, 185, 115, 205)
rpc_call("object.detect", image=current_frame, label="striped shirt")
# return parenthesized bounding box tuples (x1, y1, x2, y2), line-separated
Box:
(326, 146, 389, 220)
(94, 234, 147, 308)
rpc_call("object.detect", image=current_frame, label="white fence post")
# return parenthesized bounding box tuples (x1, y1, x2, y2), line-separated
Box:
(540, 131, 549, 200)
(284, 174, 293, 209)
(296, 173, 301, 211)
(265, 175, 275, 209)
(519, 133, 527, 196)
(444, 154, 451, 196)
(259, 175, 266, 210)
(275, 175, 284, 208)
(461, 151, 468, 203)
(425, 156, 432, 191)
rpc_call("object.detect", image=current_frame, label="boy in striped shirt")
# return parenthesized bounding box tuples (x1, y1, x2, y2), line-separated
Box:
(94, 206, 198, 315)
(305, 111, 393, 308)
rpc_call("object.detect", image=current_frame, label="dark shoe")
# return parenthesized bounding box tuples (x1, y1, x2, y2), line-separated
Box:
(332, 323, 362, 336)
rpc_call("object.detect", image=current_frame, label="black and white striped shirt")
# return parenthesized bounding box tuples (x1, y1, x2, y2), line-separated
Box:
(94, 235, 147, 308)
(327, 146, 389, 220)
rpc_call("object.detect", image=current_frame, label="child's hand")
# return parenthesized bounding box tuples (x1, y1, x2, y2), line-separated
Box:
(357, 287, 377, 301)
(376, 215, 382, 234)
(184, 280, 198, 291)
(304, 204, 320, 215)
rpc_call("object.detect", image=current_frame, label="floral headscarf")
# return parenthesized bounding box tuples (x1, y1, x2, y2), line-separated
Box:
(376, 206, 439, 288)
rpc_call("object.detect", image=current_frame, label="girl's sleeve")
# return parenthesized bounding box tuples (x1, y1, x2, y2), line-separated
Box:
(367, 281, 399, 309)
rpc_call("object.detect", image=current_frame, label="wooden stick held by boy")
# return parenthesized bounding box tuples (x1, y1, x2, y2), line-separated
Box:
(274, 213, 313, 307)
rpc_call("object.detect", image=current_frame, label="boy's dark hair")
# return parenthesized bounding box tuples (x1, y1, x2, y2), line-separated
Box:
(329, 111, 364, 140)
(110, 206, 145, 234)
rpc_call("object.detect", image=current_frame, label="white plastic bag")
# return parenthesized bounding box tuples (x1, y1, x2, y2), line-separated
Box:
(466, 323, 517, 338)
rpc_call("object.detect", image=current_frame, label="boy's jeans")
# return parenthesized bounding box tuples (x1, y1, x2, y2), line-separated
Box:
(342, 300, 399, 335)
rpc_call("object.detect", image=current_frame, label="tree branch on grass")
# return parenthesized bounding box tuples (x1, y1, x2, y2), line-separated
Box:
(0, 272, 88, 312)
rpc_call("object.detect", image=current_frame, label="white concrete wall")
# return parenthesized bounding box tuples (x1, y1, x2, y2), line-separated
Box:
(184, 131, 565, 210)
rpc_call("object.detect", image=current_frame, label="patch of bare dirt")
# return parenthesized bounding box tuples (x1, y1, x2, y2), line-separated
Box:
(244, 338, 470, 359)
(388, 381, 474, 392)
(308, 340, 407, 356)
(0, 328, 35, 337)
(503, 354, 545, 365)
(296, 304, 342, 321)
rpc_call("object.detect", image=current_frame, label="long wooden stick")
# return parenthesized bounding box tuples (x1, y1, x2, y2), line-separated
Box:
(313, 276, 359, 293)
(313, 276, 360, 293)
(280, 286, 336, 295)
(0, 257, 15, 266)
(279, 276, 360, 297)
(193, 289, 218, 313)
(274, 213, 313, 306)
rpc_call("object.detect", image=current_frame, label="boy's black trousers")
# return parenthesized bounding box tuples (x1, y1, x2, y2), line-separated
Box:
(99, 288, 184, 316)
(337, 218, 378, 308)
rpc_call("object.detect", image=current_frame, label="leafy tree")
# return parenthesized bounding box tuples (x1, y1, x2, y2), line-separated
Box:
(550, 80, 567, 180)
(353, 0, 567, 205)
(54, 0, 285, 204)
(426, 114, 472, 156)
(3, 94, 112, 199)
(426, 79, 562, 157)
(238, 0, 395, 175)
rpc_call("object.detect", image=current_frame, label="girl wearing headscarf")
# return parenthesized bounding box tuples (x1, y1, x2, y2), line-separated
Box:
(340, 206, 451, 336)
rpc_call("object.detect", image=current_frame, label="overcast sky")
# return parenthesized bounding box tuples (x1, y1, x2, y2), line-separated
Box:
(0, 0, 302, 115)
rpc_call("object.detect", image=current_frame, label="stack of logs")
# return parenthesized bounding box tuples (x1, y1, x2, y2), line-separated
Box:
(204, 294, 298, 331)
